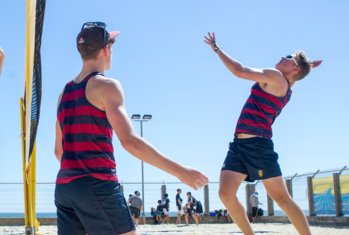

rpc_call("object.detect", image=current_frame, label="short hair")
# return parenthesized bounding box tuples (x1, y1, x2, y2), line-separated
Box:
(177, 188, 181, 192)
(76, 27, 115, 61)
(294, 51, 312, 81)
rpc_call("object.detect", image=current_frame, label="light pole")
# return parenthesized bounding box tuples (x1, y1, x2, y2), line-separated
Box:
(131, 114, 152, 225)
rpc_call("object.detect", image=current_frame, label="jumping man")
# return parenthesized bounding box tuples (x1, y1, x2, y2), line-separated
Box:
(205, 32, 321, 235)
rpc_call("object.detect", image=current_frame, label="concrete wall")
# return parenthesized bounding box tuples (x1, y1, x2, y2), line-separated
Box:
(1, 216, 348, 227)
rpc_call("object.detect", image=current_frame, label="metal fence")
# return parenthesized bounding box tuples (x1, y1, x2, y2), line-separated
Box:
(0, 166, 348, 217)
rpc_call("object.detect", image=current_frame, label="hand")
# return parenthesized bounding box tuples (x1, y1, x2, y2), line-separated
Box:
(0, 47, 5, 75)
(204, 32, 219, 52)
(311, 60, 322, 68)
(0, 47, 4, 59)
(177, 166, 208, 190)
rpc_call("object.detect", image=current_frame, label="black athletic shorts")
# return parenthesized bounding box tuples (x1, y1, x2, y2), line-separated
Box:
(221, 137, 282, 182)
(55, 176, 135, 235)
(251, 207, 258, 217)
(129, 206, 141, 218)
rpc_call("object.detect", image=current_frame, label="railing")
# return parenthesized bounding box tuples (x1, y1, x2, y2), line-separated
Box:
(252, 166, 349, 217)
(0, 166, 348, 218)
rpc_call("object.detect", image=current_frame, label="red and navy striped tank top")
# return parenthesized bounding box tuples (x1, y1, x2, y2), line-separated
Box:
(235, 82, 292, 139)
(56, 72, 117, 184)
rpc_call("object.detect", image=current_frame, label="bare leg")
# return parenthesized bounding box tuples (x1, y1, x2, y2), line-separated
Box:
(132, 215, 139, 225)
(165, 215, 169, 224)
(176, 212, 181, 224)
(184, 213, 189, 225)
(192, 214, 199, 225)
(219, 170, 254, 235)
(263, 176, 311, 235)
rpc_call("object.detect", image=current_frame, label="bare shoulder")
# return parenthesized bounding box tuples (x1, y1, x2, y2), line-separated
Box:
(94, 74, 122, 89)
(239, 66, 285, 85)
(90, 75, 124, 97)
(88, 75, 125, 109)
(261, 68, 289, 96)
(262, 68, 284, 80)
(262, 68, 288, 85)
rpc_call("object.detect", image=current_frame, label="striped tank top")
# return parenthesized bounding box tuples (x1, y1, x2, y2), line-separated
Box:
(235, 82, 292, 139)
(56, 72, 117, 184)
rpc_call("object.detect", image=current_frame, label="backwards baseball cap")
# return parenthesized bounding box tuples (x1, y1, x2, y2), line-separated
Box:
(77, 22, 120, 58)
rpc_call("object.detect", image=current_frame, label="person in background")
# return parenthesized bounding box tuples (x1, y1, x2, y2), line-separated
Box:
(175, 188, 184, 224)
(195, 199, 204, 223)
(185, 192, 199, 225)
(128, 194, 133, 206)
(162, 193, 170, 224)
(249, 191, 262, 222)
(129, 191, 143, 225)
(224, 209, 232, 223)
(150, 207, 157, 224)
(155, 200, 164, 224)
(205, 32, 321, 235)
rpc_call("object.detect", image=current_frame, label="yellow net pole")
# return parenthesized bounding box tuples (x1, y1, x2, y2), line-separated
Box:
(24, 0, 35, 167)
(28, 144, 40, 232)
(23, 0, 40, 234)
(20, 98, 30, 227)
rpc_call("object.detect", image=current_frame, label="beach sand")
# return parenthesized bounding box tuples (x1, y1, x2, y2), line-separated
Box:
(1, 223, 349, 235)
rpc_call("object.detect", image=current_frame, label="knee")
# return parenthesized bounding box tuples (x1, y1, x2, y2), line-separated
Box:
(218, 187, 227, 201)
(271, 193, 292, 206)
(219, 187, 236, 202)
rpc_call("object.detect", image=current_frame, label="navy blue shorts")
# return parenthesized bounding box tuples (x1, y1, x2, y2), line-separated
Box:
(129, 206, 140, 218)
(55, 176, 135, 235)
(221, 137, 282, 182)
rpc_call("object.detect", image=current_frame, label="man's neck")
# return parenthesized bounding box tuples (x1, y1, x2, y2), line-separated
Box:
(75, 60, 105, 83)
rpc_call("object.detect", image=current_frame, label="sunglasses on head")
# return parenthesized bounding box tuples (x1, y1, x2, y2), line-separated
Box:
(81, 21, 107, 47)
(284, 55, 299, 67)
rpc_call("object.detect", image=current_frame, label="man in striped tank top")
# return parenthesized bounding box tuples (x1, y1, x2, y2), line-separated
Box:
(205, 32, 321, 235)
(54, 22, 208, 235)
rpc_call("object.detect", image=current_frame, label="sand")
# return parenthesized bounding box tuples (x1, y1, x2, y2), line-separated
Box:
(1, 223, 349, 235)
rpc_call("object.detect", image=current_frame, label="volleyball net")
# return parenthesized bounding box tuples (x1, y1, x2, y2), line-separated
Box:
(20, 0, 46, 234)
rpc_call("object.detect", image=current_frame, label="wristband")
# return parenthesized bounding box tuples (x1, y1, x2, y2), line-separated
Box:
(213, 42, 220, 53)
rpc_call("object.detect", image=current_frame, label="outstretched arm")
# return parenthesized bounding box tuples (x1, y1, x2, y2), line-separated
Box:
(0, 48, 5, 76)
(100, 79, 209, 190)
(204, 32, 282, 85)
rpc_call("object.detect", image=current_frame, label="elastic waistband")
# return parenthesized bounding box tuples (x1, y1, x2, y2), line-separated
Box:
(232, 136, 272, 144)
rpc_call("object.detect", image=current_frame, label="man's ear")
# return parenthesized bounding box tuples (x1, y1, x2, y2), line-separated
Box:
(100, 47, 109, 57)
(294, 66, 301, 74)
(105, 47, 109, 56)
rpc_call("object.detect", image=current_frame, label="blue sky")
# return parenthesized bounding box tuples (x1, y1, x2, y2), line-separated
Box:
(0, 0, 348, 186)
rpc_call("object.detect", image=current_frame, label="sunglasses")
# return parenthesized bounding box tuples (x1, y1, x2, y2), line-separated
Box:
(284, 55, 299, 67)
(81, 22, 108, 47)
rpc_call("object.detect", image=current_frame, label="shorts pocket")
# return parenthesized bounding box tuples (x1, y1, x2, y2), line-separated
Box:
(90, 179, 121, 209)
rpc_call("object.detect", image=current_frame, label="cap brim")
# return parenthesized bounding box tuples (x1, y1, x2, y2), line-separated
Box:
(109, 31, 120, 39)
